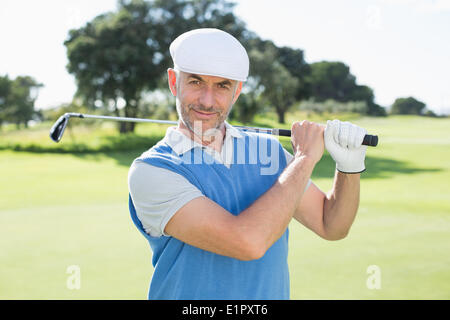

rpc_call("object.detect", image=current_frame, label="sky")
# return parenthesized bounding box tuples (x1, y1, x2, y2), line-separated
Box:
(0, 0, 449, 114)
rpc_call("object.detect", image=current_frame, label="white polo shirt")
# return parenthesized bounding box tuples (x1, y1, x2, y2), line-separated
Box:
(128, 121, 310, 237)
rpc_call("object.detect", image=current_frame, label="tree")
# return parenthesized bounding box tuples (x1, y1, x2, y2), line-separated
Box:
(0, 75, 42, 128)
(230, 78, 263, 124)
(65, 0, 252, 133)
(391, 96, 426, 115)
(307, 61, 358, 102)
(276, 45, 310, 101)
(249, 45, 299, 124)
(307, 61, 385, 116)
(10, 76, 43, 127)
(0, 75, 12, 128)
(349, 84, 386, 116)
(234, 38, 310, 123)
(65, 0, 160, 133)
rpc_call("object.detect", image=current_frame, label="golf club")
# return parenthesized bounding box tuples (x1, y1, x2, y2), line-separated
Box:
(49, 112, 379, 147)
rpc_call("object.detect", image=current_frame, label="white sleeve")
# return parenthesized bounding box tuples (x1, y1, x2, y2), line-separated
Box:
(128, 160, 204, 237)
(283, 148, 312, 192)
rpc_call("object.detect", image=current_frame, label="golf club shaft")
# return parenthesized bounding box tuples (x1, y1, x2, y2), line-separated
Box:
(80, 114, 277, 136)
(50, 112, 378, 147)
(79, 113, 178, 125)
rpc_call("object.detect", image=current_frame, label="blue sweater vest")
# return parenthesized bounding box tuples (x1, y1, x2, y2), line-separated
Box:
(128, 131, 289, 299)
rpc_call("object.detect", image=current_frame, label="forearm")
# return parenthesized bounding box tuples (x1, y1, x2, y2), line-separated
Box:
(239, 156, 315, 252)
(323, 170, 360, 240)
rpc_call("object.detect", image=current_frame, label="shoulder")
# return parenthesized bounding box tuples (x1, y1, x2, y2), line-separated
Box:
(128, 160, 171, 192)
(131, 140, 184, 170)
(139, 140, 175, 160)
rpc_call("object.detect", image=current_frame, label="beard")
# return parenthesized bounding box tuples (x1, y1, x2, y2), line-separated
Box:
(176, 100, 231, 138)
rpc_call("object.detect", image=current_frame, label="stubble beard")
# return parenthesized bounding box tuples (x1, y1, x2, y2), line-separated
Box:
(176, 99, 231, 139)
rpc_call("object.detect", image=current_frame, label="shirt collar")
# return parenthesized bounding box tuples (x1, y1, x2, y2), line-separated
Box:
(164, 121, 243, 156)
(224, 121, 243, 139)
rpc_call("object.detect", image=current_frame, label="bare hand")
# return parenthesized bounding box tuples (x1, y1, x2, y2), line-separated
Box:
(290, 120, 324, 164)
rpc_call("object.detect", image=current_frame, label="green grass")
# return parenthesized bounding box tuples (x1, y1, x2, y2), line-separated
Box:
(0, 114, 449, 299)
(0, 150, 150, 299)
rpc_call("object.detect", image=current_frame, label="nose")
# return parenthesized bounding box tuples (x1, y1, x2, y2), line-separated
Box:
(198, 86, 215, 109)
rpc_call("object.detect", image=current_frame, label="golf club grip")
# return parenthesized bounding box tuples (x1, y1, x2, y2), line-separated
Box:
(275, 129, 378, 147)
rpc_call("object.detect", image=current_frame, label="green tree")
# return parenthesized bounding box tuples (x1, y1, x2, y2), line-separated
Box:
(230, 84, 263, 124)
(391, 96, 426, 115)
(0, 75, 42, 128)
(235, 39, 309, 123)
(308, 61, 357, 102)
(350, 84, 386, 116)
(0, 75, 13, 128)
(65, 0, 159, 133)
(276, 45, 310, 101)
(249, 45, 299, 124)
(307, 61, 385, 116)
(10, 76, 43, 127)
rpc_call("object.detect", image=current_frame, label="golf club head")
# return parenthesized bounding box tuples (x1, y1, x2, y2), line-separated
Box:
(49, 114, 69, 142)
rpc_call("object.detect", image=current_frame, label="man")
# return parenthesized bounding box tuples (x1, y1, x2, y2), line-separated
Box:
(128, 28, 367, 299)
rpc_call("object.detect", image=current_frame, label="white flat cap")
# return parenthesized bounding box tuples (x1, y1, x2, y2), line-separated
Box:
(169, 28, 249, 82)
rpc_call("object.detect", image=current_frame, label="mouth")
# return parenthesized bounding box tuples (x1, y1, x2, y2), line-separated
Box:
(192, 109, 218, 119)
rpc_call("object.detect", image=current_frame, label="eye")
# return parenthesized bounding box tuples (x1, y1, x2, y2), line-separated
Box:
(218, 83, 230, 90)
(189, 80, 201, 85)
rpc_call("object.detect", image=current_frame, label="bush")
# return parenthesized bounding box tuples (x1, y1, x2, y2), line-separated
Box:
(423, 109, 438, 117)
(390, 96, 426, 115)
(297, 99, 368, 115)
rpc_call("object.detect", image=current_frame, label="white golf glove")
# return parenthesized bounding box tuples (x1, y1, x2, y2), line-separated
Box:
(324, 120, 368, 173)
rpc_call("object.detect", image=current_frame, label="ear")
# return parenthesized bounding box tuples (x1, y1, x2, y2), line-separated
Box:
(232, 81, 243, 104)
(167, 68, 178, 96)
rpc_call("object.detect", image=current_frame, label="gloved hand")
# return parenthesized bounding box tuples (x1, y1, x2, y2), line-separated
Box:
(324, 120, 368, 173)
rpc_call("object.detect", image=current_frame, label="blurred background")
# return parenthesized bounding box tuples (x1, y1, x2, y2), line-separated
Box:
(0, 0, 449, 299)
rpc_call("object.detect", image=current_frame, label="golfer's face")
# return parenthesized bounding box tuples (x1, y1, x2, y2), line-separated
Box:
(174, 71, 241, 135)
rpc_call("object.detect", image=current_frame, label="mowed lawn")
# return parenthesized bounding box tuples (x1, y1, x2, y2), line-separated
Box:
(0, 115, 449, 299)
